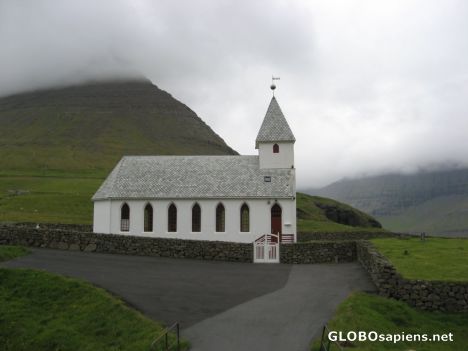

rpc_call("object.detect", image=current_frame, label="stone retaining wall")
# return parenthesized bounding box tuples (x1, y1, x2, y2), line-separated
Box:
(0, 225, 359, 265)
(0, 225, 252, 263)
(0, 222, 93, 232)
(357, 240, 468, 312)
(280, 241, 356, 264)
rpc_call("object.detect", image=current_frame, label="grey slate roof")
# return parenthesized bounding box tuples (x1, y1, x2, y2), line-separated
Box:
(92, 155, 295, 200)
(255, 97, 295, 148)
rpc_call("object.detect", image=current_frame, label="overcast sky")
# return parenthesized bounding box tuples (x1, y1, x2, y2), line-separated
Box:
(1, 0, 468, 188)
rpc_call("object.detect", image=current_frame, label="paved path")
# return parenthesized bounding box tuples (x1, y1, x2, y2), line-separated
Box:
(1, 248, 291, 327)
(184, 263, 375, 351)
(2, 248, 376, 350)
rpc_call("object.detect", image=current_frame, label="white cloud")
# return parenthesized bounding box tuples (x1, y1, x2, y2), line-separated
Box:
(1, 0, 468, 188)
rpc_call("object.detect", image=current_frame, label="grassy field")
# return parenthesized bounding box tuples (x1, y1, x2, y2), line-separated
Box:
(0, 173, 101, 224)
(372, 237, 468, 282)
(0, 245, 187, 351)
(311, 292, 468, 351)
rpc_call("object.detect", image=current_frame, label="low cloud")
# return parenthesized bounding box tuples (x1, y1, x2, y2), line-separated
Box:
(1, 0, 468, 188)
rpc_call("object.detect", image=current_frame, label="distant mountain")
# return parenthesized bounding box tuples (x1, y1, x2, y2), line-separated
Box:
(0, 79, 236, 175)
(309, 168, 468, 236)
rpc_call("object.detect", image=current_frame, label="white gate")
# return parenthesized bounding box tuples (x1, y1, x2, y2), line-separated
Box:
(253, 234, 279, 263)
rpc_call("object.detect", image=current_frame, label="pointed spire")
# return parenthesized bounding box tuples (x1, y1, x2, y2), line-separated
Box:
(255, 96, 296, 149)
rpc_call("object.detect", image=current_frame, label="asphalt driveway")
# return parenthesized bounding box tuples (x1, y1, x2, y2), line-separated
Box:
(2, 248, 376, 351)
(1, 248, 292, 327)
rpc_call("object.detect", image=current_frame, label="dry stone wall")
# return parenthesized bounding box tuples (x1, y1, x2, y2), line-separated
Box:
(280, 241, 356, 264)
(357, 240, 468, 312)
(0, 224, 360, 265)
(0, 225, 252, 263)
(2, 222, 93, 232)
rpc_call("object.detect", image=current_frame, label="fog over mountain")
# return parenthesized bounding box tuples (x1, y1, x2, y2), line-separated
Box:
(2, 0, 468, 187)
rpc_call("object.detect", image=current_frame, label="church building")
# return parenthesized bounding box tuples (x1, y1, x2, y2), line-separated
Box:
(92, 95, 297, 244)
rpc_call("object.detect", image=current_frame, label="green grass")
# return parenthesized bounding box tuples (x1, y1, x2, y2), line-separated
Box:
(311, 292, 468, 351)
(0, 266, 188, 350)
(372, 237, 468, 282)
(0, 245, 30, 262)
(0, 174, 102, 224)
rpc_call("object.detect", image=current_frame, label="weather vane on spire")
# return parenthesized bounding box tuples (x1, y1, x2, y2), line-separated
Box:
(271, 76, 280, 96)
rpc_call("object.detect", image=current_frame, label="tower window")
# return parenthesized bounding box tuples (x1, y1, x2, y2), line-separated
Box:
(273, 144, 279, 153)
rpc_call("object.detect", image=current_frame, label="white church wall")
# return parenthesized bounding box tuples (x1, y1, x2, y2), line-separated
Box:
(93, 198, 296, 243)
(93, 200, 111, 234)
(258, 142, 294, 169)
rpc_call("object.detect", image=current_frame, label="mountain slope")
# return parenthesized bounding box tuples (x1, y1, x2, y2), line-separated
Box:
(0, 79, 236, 175)
(296, 193, 382, 233)
(311, 168, 468, 235)
(378, 194, 468, 236)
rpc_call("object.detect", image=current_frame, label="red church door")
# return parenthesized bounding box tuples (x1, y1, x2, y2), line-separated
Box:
(271, 204, 282, 242)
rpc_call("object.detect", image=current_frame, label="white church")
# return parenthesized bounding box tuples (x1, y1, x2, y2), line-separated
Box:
(92, 94, 297, 244)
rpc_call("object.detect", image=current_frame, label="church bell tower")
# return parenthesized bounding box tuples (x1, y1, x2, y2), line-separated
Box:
(255, 91, 296, 169)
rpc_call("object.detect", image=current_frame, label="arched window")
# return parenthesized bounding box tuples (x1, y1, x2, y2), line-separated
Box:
(216, 203, 225, 232)
(121, 203, 130, 232)
(168, 203, 177, 232)
(273, 143, 279, 153)
(240, 203, 250, 232)
(144, 204, 153, 232)
(192, 203, 201, 232)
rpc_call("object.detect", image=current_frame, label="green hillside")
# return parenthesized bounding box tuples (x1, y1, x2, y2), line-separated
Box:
(0, 79, 238, 224)
(0, 79, 236, 175)
(297, 193, 382, 232)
